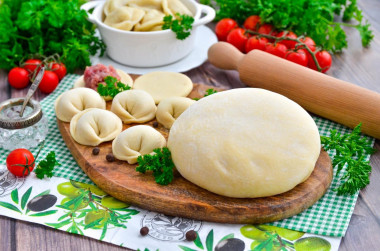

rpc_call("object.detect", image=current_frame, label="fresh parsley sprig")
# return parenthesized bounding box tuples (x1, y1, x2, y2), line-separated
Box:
(97, 76, 131, 98)
(204, 88, 218, 97)
(136, 147, 175, 185)
(35, 151, 61, 179)
(162, 13, 194, 40)
(0, 0, 105, 72)
(321, 123, 376, 195)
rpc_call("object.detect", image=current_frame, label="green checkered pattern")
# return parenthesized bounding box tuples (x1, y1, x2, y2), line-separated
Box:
(0, 74, 374, 237)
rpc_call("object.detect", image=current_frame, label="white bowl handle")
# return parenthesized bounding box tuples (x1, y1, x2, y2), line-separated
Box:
(80, 1, 103, 24)
(193, 4, 216, 27)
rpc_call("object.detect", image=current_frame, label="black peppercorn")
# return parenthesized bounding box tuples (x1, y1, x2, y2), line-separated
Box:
(185, 230, 197, 241)
(140, 226, 149, 236)
(92, 147, 100, 155)
(152, 121, 159, 128)
(106, 153, 115, 162)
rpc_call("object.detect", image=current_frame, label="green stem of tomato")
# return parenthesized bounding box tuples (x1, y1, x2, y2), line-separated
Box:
(245, 30, 323, 72)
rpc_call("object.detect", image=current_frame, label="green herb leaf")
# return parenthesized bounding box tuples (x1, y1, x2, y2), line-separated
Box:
(163, 13, 194, 40)
(35, 151, 61, 179)
(204, 88, 218, 97)
(97, 76, 131, 98)
(321, 123, 376, 195)
(136, 147, 175, 185)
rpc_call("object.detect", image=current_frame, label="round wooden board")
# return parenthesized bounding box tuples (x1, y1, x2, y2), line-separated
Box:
(57, 83, 333, 224)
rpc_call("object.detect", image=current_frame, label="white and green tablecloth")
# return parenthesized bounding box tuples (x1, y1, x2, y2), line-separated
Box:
(0, 74, 374, 250)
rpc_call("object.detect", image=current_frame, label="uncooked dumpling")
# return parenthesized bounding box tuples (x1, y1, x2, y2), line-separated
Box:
(111, 90, 157, 124)
(167, 88, 321, 198)
(133, 72, 193, 104)
(126, 0, 163, 11)
(112, 125, 166, 164)
(55, 88, 106, 122)
(156, 97, 195, 129)
(134, 9, 165, 31)
(104, 6, 145, 31)
(70, 108, 122, 146)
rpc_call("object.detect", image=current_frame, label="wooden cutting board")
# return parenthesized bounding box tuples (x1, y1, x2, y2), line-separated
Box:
(57, 83, 333, 224)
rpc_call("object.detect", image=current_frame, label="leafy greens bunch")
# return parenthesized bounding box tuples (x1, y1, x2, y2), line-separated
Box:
(0, 0, 106, 72)
(201, 0, 373, 53)
(321, 124, 376, 195)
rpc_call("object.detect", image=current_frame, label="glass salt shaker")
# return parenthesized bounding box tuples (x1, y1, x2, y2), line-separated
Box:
(0, 98, 48, 150)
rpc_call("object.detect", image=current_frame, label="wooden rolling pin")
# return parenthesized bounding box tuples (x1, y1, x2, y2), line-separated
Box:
(208, 42, 380, 139)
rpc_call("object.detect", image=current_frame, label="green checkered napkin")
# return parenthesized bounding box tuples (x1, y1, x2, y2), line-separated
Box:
(0, 74, 374, 237)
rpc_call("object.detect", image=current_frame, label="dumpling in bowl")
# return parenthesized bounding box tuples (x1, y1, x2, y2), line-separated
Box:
(70, 108, 122, 146)
(111, 90, 157, 124)
(126, 0, 163, 11)
(104, 6, 145, 31)
(112, 125, 166, 164)
(156, 97, 195, 129)
(134, 9, 165, 31)
(103, 0, 129, 16)
(55, 88, 106, 122)
(162, 0, 192, 16)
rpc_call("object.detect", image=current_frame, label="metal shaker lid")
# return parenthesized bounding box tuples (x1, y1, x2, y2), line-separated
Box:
(0, 98, 43, 129)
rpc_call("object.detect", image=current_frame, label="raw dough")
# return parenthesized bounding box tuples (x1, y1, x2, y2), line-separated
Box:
(73, 69, 133, 90)
(156, 97, 195, 129)
(132, 71, 193, 104)
(70, 108, 122, 146)
(167, 88, 321, 198)
(111, 90, 157, 124)
(112, 125, 166, 164)
(55, 88, 106, 122)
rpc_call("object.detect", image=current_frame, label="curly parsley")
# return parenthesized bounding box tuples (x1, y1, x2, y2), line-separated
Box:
(136, 147, 175, 185)
(35, 151, 61, 179)
(0, 0, 106, 72)
(162, 13, 194, 40)
(321, 123, 376, 195)
(97, 76, 131, 98)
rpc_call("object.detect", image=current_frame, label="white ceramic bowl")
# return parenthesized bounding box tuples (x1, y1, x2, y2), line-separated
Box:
(81, 0, 215, 67)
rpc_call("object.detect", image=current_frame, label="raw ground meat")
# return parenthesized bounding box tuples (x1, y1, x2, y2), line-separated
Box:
(83, 64, 120, 89)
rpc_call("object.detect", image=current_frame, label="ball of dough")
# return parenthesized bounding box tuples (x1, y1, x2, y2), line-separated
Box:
(55, 88, 106, 122)
(133, 71, 193, 104)
(70, 108, 122, 146)
(111, 90, 157, 124)
(156, 97, 196, 129)
(112, 125, 166, 164)
(167, 88, 321, 198)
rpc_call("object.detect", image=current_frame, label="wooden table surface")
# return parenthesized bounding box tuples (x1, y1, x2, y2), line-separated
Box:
(1, 1, 380, 250)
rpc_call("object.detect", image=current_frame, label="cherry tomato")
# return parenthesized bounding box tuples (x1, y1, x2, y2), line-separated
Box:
(38, 70, 59, 93)
(285, 49, 308, 66)
(245, 36, 268, 53)
(50, 62, 67, 80)
(277, 31, 298, 49)
(8, 67, 30, 89)
(265, 43, 288, 58)
(215, 18, 238, 42)
(308, 50, 332, 73)
(243, 15, 261, 31)
(23, 59, 43, 74)
(226, 28, 249, 53)
(6, 149, 35, 177)
(298, 37, 316, 52)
